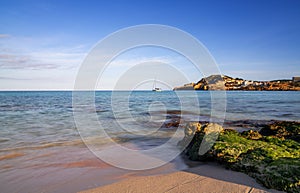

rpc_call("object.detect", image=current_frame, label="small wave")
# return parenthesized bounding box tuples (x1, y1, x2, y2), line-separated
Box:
(61, 159, 109, 168)
(0, 104, 11, 108)
(280, 113, 293, 116)
(96, 109, 109, 113)
(0, 139, 85, 153)
(0, 138, 10, 143)
(0, 152, 25, 161)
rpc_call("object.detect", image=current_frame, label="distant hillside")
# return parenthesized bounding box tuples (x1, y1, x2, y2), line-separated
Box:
(173, 75, 300, 91)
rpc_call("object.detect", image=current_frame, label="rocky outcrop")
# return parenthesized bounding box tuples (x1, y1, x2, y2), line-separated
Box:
(260, 121, 300, 142)
(173, 83, 195, 90)
(173, 75, 300, 91)
(179, 121, 300, 193)
(241, 130, 262, 140)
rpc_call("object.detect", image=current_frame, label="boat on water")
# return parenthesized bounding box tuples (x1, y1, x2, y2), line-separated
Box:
(152, 78, 162, 92)
(152, 87, 162, 92)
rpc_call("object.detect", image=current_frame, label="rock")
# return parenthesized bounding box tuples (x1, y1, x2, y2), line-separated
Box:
(173, 74, 300, 91)
(173, 84, 194, 90)
(184, 122, 202, 137)
(163, 120, 180, 128)
(177, 122, 202, 151)
(179, 121, 300, 192)
(241, 130, 262, 140)
(259, 121, 300, 142)
(202, 123, 224, 134)
(179, 122, 224, 161)
(198, 123, 224, 156)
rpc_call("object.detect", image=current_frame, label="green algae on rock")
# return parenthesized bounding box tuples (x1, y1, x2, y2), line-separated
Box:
(260, 121, 300, 142)
(180, 121, 300, 193)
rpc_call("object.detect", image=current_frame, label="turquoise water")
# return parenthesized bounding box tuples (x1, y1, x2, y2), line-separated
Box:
(0, 91, 299, 151)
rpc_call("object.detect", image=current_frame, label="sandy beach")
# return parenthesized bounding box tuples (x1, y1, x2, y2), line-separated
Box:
(0, 139, 286, 193)
(80, 163, 282, 193)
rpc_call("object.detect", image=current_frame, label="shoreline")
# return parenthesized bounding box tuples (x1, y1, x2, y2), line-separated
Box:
(79, 120, 300, 193)
(0, 119, 298, 192)
(80, 162, 282, 193)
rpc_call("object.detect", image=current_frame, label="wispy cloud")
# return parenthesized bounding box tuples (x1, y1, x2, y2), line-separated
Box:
(0, 34, 90, 72)
(29, 51, 86, 69)
(0, 53, 58, 70)
(0, 34, 10, 38)
(0, 45, 86, 70)
(0, 76, 32, 80)
(108, 56, 174, 68)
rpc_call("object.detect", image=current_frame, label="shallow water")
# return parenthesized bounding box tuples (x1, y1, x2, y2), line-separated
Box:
(0, 91, 299, 150)
(0, 91, 299, 192)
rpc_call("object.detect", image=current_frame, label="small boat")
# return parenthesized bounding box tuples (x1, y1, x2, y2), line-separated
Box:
(152, 78, 162, 92)
(152, 87, 162, 92)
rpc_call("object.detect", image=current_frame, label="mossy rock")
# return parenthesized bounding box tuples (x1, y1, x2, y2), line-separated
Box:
(179, 121, 300, 192)
(260, 121, 300, 142)
(241, 130, 262, 140)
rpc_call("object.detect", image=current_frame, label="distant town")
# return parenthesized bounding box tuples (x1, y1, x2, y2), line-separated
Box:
(173, 75, 300, 91)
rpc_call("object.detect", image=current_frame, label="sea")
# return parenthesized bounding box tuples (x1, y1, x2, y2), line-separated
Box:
(0, 91, 299, 192)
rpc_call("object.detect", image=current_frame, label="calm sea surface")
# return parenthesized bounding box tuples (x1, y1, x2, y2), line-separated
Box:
(0, 91, 299, 192)
(0, 91, 299, 151)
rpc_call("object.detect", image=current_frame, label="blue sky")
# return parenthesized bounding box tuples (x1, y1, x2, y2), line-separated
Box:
(0, 0, 300, 90)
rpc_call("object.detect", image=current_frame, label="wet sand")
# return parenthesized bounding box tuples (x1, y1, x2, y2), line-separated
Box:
(0, 143, 186, 193)
(0, 140, 285, 193)
(80, 163, 283, 193)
